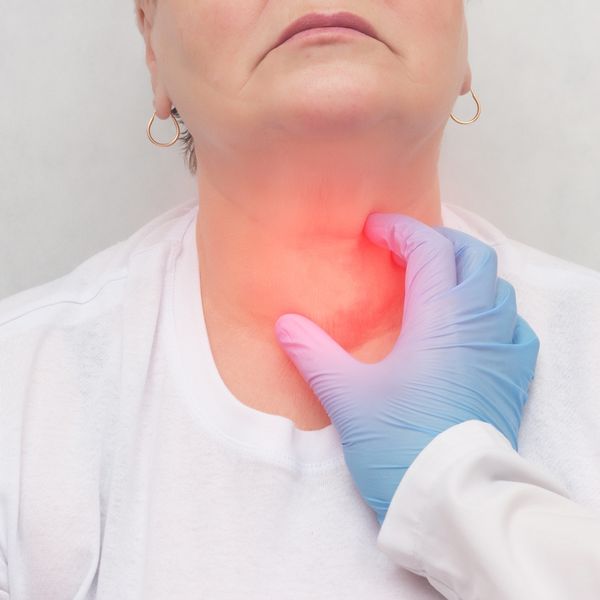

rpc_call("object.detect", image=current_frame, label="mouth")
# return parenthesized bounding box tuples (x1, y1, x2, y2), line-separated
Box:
(272, 11, 381, 53)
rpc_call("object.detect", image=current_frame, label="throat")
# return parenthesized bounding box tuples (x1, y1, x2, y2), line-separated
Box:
(199, 274, 405, 431)
(195, 219, 408, 430)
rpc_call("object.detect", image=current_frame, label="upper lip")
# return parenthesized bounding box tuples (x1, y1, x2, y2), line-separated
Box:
(273, 11, 380, 50)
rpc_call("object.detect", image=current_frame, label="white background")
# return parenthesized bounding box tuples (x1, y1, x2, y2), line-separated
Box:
(1, 0, 599, 300)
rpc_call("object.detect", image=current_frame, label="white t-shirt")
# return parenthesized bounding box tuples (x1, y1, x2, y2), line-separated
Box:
(1, 197, 599, 599)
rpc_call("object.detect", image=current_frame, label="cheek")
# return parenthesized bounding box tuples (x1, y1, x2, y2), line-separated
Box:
(395, 0, 467, 88)
(168, 0, 261, 90)
(381, 0, 466, 127)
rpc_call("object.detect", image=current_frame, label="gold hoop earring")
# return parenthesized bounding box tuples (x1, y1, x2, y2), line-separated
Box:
(146, 110, 181, 147)
(450, 88, 481, 125)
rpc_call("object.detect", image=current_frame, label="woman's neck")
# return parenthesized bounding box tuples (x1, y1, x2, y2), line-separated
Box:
(194, 164, 442, 358)
(191, 139, 443, 428)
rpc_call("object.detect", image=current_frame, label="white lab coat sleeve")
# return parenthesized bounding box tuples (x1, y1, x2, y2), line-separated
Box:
(376, 419, 600, 600)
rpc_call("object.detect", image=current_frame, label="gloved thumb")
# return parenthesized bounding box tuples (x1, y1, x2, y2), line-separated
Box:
(274, 313, 358, 422)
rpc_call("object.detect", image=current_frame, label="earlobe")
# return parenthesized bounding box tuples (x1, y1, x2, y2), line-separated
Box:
(460, 64, 473, 96)
(146, 47, 172, 119)
(135, 8, 145, 36)
(151, 84, 173, 120)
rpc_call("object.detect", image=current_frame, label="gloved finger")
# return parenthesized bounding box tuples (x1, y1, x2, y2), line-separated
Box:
(512, 314, 541, 392)
(431, 226, 499, 313)
(513, 313, 539, 348)
(274, 313, 364, 425)
(493, 278, 518, 344)
(363, 213, 457, 326)
(454, 277, 518, 344)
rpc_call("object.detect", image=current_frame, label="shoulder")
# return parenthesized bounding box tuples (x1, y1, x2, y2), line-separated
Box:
(0, 198, 198, 482)
(442, 201, 600, 359)
(441, 201, 600, 295)
(500, 236, 600, 299)
(0, 198, 197, 343)
(0, 198, 197, 428)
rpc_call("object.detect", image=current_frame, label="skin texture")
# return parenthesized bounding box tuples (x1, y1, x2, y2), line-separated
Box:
(135, 1, 472, 430)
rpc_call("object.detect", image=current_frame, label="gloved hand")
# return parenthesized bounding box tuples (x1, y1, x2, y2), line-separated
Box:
(274, 213, 540, 526)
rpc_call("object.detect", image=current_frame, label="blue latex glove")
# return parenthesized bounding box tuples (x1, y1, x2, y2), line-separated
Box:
(274, 213, 540, 526)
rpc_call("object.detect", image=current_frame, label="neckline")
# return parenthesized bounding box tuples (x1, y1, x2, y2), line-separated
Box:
(168, 203, 347, 470)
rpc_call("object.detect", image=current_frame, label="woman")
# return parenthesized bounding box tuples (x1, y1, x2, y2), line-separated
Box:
(1, 1, 599, 598)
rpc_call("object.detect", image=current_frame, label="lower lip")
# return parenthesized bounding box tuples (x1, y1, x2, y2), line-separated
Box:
(281, 26, 373, 45)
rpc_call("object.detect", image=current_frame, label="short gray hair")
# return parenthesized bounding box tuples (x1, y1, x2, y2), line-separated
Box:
(170, 106, 196, 176)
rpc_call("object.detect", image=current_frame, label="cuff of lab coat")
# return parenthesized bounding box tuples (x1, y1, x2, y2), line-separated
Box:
(376, 419, 513, 576)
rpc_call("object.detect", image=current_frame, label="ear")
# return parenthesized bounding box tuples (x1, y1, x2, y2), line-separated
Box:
(460, 63, 473, 95)
(135, 2, 172, 118)
(134, 5, 145, 37)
